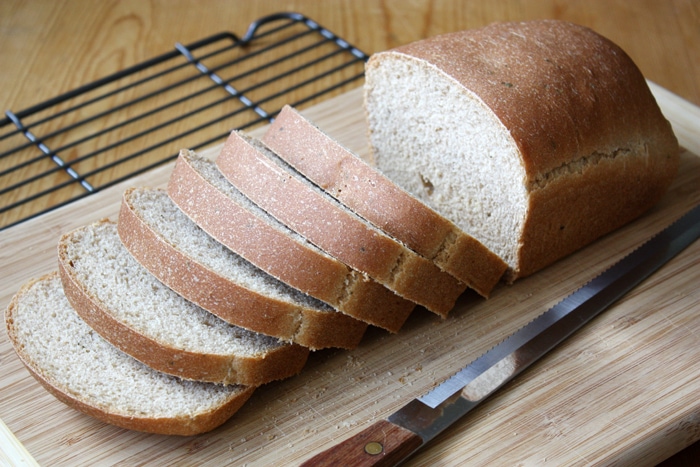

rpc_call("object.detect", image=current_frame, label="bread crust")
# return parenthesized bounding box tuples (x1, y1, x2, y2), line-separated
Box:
(262, 105, 506, 297)
(366, 20, 680, 280)
(57, 220, 310, 386)
(216, 132, 467, 317)
(5, 272, 255, 436)
(119, 187, 364, 350)
(23, 353, 254, 436)
(168, 150, 413, 332)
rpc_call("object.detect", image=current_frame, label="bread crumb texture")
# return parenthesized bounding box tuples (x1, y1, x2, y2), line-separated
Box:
(7, 274, 242, 418)
(128, 188, 332, 312)
(365, 20, 678, 277)
(62, 221, 286, 356)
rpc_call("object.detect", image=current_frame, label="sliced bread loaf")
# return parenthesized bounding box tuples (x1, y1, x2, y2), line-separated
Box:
(262, 105, 507, 297)
(364, 20, 679, 281)
(58, 220, 309, 386)
(119, 186, 364, 350)
(5, 272, 255, 435)
(216, 131, 467, 317)
(167, 150, 414, 332)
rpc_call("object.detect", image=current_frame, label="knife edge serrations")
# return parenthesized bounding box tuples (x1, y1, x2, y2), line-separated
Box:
(418, 203, 700, 410)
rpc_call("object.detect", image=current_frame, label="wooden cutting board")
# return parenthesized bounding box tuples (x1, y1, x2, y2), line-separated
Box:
(1, 84, 699, 466)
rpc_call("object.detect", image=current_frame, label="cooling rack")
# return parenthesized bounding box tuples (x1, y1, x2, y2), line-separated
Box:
(0, 12, 368, 230)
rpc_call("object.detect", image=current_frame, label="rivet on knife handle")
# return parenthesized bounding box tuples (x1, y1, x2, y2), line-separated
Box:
(299, 419, 422, 466)
(300, 202, 700, 467)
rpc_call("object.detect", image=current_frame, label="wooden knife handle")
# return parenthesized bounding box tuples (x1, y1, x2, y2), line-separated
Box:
(300, 419, 423, 467)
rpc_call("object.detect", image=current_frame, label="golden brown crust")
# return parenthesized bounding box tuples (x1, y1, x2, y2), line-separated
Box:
(262, 105, 506, 297)
(436, 234, 508, 294)
(383, 20, 677, 181)
(5, 272, 255, 436)
(369, 20, 680, 280)
(118, 187, 364, 350)
(23, 357, 255, 436)
(168, 151, 414, 332)
(118, 188, 297, 338)
(168, 152, 349, 304)
(516, 151, 676, 278)
(57, 220, 310, 386)
(216, 132, 467, 317)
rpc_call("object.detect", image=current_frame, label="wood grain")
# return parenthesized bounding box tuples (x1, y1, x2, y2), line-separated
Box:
(1, 1, 700, 464)
(299, 419, 423, 467)
(0, 418, 39, 467)
(0, 84, 699, 466)
(1, 0, 697, 107)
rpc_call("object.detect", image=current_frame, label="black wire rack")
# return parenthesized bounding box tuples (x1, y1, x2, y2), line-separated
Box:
(0, 12, 368, 231)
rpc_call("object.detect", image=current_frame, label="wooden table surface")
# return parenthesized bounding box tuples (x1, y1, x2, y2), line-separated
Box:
(1, 0, 699, 464)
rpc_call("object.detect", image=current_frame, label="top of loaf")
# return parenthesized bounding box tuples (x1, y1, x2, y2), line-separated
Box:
(368, 19, 678, 181)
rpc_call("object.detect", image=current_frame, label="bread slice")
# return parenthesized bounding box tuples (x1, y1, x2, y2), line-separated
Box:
(5, 272, 255, 436)
(216, 131, 467, 317)
(167, 150, 413, 332)
(262, 105, 507, 297)
(364, 20, 679, 281)
(58, 220, 309, 386)
(119, 186, 360, 350)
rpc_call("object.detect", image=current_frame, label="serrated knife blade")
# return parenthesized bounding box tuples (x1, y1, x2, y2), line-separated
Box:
(300, 203, 700, 467)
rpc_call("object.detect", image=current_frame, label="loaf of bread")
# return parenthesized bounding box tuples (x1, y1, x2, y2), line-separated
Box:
(168, 150, 415, 332)
(58, 220, 309, 386)
(216, 131, 467, 317)
(364, 19, 680, 281)
(10, 19, 671, 437)
(119, 187, 363, 350)
(5, 273, 255, 435)
(262, 105, 507, 297)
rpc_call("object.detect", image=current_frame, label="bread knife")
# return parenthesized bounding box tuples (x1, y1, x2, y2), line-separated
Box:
(300, 203, 700, 467)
